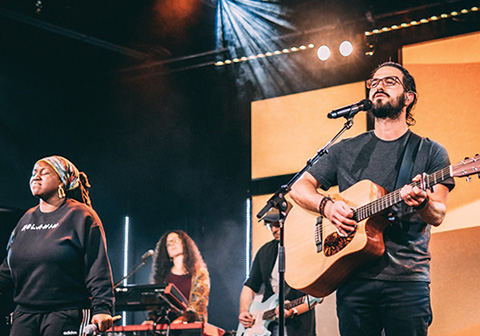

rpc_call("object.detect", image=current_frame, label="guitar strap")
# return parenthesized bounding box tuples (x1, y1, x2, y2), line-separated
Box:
(394, 131, 422, 190)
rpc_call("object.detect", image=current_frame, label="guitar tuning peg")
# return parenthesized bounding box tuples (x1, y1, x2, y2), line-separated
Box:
(466, 176, 472, 182)
(464, 157, 470, 160)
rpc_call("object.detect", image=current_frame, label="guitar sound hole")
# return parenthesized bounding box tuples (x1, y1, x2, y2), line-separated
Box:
(323, 230, 356, 256)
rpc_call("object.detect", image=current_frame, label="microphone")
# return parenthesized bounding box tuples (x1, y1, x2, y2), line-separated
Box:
(84, 324, 98, 336)
(327, 99, 372, 119)
(84, 315, 122, 335)
(141, 249, 154, 262)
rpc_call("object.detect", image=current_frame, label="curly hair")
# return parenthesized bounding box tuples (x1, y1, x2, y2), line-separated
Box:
(370, 61, 418, 126)
(151, 230, 206, 285)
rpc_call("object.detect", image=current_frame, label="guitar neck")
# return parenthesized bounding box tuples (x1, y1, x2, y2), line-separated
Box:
(262, 296, 306, 320)
(355, 165, 452, 221)
(285, 296, 305, 310)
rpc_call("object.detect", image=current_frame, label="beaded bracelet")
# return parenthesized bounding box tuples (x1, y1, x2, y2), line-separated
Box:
(318, 196, 333, 217)
(413, 196, 430, 210)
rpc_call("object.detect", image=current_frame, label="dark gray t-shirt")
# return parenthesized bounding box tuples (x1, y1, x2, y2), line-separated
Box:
(308, 130, 454, 282)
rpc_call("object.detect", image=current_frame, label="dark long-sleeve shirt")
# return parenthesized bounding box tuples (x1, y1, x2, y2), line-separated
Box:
(0, 199, 114, 315)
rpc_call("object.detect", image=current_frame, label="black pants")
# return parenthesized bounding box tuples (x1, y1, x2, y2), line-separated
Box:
(10, 308, 91, 336)
(337, 278, 432, 336)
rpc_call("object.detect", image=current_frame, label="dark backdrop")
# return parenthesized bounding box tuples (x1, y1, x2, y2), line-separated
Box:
(0, 21, 250, 329)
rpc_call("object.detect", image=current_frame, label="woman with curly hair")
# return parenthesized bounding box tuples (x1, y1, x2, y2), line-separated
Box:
(150, 230, 209, 323)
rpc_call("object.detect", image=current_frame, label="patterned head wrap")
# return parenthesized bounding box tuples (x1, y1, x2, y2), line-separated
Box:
(36, 155, 80, 191)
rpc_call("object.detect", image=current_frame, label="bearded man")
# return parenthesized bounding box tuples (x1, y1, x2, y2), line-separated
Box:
(290, 62, 454, 336)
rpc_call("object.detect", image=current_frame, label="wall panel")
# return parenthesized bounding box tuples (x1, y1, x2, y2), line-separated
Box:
(252, 82, 366, 179)
(403, 32, 480, 335)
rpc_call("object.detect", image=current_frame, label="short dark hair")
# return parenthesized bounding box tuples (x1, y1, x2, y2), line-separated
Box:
(371, 62, 417, 126)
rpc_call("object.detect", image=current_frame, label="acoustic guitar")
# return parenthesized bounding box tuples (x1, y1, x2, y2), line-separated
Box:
(284, 154, 480, 297)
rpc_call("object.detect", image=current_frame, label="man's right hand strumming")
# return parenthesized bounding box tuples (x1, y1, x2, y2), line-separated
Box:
(290, 172, 356, 237)
(322, 199, 356, 237)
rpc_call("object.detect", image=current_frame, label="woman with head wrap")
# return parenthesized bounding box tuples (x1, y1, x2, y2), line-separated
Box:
(0, 156, 114, 336)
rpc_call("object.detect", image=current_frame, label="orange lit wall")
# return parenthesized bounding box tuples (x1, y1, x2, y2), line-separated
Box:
(251, 82, 367, 180)
(403, 32, 480, 234)
(403, 31, 480, 336)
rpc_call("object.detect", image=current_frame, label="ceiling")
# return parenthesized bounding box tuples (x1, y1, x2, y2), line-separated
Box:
(1, 0, 479, 79)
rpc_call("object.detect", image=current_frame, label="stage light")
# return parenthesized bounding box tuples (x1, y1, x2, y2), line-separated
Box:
(122, 216, 130, 326)
(339, 41, 353, 57)
(123, 216, 130, 287)
(245, 198, 251, 277)
(317, 45, 330, 61)
(214, 0, 302, 96)
(364, 6, 480, 37)
(364, 43, 375, 56)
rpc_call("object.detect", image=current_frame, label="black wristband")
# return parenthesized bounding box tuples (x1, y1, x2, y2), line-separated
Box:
(414, 196, 430, 210)
(319, 196, 333, 217)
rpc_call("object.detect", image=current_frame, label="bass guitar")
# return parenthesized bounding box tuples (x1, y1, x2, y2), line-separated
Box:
(284, 154, 480, 297)
(236, 294, 323, 336)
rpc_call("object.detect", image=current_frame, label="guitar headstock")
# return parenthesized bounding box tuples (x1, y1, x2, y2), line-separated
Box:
(451, 154, 480, 178)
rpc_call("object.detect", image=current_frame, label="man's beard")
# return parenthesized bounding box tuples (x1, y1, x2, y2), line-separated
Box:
(370, 94, 405, 120)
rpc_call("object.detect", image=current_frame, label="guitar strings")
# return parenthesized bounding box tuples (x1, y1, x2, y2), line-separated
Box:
(354, 166, 451, 221)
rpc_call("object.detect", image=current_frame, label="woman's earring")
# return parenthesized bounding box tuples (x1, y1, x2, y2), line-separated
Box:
(58, 185, 66, 198)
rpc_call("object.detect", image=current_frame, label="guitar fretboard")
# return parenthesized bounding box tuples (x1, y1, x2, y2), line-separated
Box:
(262, 296, 306, 320)
(354, 166, 452, 221)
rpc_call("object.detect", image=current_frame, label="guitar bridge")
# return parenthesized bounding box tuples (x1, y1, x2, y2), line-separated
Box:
(315, 216, 323, 253)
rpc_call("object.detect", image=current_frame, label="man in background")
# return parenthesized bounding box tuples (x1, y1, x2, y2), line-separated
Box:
(238, 210, 317, 336)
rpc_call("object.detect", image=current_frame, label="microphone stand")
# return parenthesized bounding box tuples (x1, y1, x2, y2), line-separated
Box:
(257, 116, 356, 336)
(153, 306, 171, 336)
(277, 208, 286, 336)
(114, 258, 150, 289)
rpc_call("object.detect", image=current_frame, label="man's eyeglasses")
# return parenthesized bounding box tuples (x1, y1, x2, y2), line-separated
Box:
(366, 76, 406, 90)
